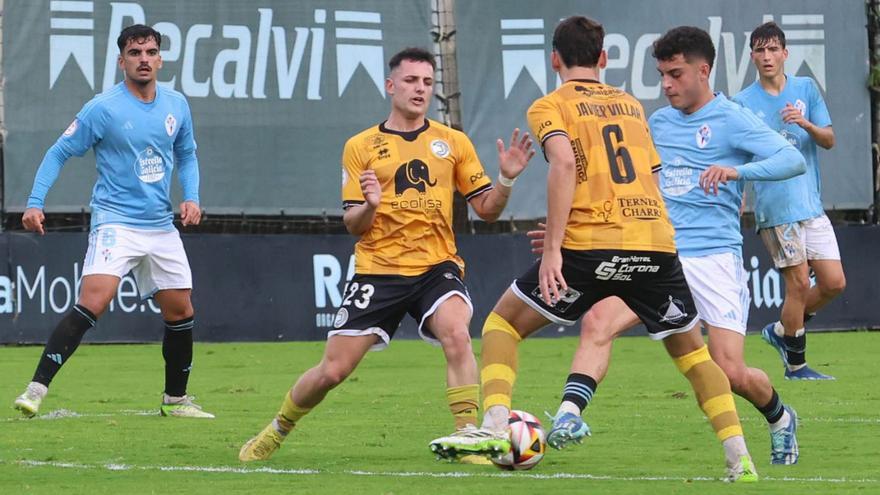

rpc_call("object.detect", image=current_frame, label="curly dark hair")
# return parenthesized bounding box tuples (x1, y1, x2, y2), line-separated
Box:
(117, 24, 162, 53)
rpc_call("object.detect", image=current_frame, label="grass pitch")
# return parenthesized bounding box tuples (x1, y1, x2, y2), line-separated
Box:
(1, 332, 877, 494)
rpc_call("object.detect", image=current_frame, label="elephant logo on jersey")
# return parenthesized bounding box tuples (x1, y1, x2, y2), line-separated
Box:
(696, 124, 712, 149)
(794, 99, 807, 116)
(394, 159, 437, 196)
(134, 146, 166, 183)
(165, 114, 177, 136)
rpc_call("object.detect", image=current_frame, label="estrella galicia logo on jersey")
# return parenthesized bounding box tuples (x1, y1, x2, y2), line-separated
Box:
(658, 295, 688, 324)
(661, 157, 696, 197)
(134, 146, 166, 183)
(165, 114, 177, 136)
(394, 159, 437, 196)
(431, 139, 451, 158)
(779, 129, 800, 148)
(794, 99, 807, 116)
(62, 120, 78, 137)
(333, 307, 349, 328)
(696, 124, 712, 149)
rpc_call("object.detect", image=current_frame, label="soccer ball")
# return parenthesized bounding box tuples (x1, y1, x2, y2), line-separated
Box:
(492, 410, 546, 470)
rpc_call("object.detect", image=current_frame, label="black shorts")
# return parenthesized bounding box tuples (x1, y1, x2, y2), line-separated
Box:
(329, 261, 472, 350)
(512, 249, 698, 339)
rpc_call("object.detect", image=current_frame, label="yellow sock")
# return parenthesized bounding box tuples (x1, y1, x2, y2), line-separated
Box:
(673, 345, 743, 441)
(447, 384, 479, 429)
(274, 391, 312, 433)
(480, 312, 521, 411)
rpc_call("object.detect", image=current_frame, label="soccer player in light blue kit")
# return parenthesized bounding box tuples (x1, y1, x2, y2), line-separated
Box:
(540, 26, 805, 469)
(13, 25, 213, 419)
(733, 22, 843, 381)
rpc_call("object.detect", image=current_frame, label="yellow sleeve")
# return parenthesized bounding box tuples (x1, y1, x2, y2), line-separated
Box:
(453, 132, 493, 200)
(527, 96, 567, 151)
(341, 137, 366, 209)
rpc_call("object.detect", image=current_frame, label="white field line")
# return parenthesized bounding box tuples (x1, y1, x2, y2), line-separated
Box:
(5, 459, 879, 484)
(4, 409, 879, 424)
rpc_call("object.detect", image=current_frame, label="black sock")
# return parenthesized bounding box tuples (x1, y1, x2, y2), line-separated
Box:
(783, 333, 807, 367)
(32, 305, 97, 386)
(561, 373, 598, 413)
(756, 388, 785, 424)
(162, 317, 194, 397)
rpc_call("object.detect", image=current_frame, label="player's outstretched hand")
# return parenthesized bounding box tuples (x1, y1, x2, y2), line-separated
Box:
(538, 249, 567, 307)
(497, 128, 536, 182)
(526, 222, 547, 254)
(180, 200, 202, 226)
(699, 165, 739, 195)
(22, 208, 46, 235)
(359, 170, 381, 208)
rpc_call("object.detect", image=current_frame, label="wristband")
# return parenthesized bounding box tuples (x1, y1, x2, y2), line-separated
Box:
(497, 173, 517, 187)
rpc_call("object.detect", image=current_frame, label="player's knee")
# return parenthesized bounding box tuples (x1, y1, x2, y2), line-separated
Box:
(580, 311, 615, 346)
(785, 274, 811, 299)
(820, 274, 846, 298)
(318, 362, 354, 389)
(720, 363, 749, 394)
(438, 327, 473, 359)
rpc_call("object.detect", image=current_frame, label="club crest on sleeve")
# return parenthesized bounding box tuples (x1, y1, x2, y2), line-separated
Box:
(63, 120, 78, 137)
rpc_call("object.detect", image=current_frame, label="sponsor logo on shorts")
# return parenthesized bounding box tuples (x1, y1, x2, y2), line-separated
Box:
(531, 285, 582, 311)
(333, 307, 349, 328)
(594, 256, 659, 282)
(658, 295, 688, 324)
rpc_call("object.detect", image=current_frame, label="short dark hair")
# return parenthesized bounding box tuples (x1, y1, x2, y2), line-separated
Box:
(117, 24, 162, 53)
(388, 47, 436, 72)
(750, 21, 786, 49)
(652, 26, 716, 70)
(552, 16, 605, 68)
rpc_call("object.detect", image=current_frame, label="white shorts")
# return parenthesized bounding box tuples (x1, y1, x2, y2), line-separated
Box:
(82, 224, 192, 299)
(680, 252, 750, 335)
(759, 214, 841, 268)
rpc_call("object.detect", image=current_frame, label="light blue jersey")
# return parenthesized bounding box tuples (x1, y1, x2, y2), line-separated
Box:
(733, 75, 831, 228)
(28, 82, 200, 231)
(649, 93, 804, 257)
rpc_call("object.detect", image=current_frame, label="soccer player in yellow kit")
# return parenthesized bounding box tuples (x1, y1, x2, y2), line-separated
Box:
(239, 47, 535, 463)
(429, 17, 757, 481)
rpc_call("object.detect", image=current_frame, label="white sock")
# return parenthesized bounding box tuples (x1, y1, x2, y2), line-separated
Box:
(482, 405, 510, 432)
(27, 381, 48, 399)
(557, 400, 581, 417)
(722, 435, 749, 467)
(769, 409, 791, 433)
(773, 321, 785, 337)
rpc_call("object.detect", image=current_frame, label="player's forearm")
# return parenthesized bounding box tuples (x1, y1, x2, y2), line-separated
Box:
(544, 159, 575, 251)
(343, 204, 378, 236)
(737, 146, 805, 182)
(28, 143, 71, 209)
(806, 124, 834, 149)
(472, 183, 511, 222)
(176, 155, 200, 204)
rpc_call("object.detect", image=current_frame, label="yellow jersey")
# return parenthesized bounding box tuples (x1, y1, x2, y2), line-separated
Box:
(527, 79, 676, 253)
(342, 119, 493, 276)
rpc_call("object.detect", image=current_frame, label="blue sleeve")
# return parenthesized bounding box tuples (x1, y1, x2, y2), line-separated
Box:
(730, 110, 806, 181)
(27, 113, 100, 209)
(808, 79, 832, 128)
(174, 103, 200, 204)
